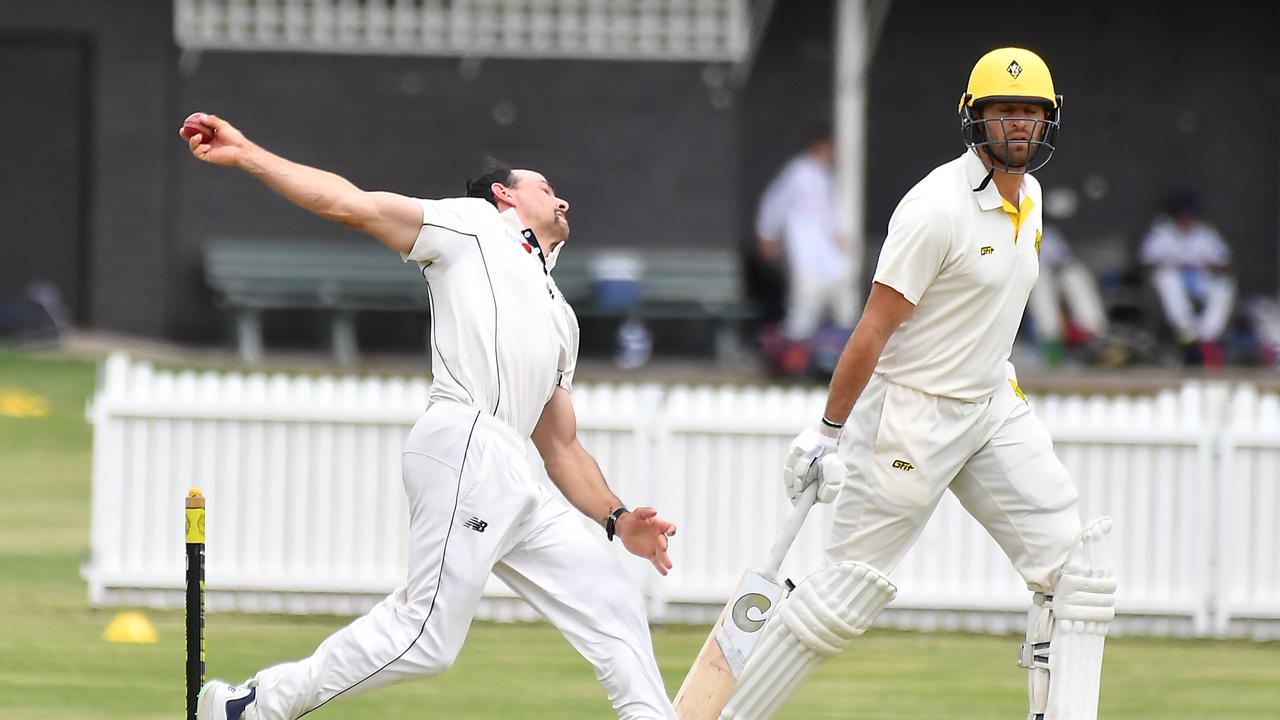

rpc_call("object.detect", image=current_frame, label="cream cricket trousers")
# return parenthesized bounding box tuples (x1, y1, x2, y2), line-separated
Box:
(245, 402, 675, 720)
(826, 371, 1083, 594)
(1027, 260, 1109, 340)
(1150, 266, 1235, 342)
(784, 270, 859, 341)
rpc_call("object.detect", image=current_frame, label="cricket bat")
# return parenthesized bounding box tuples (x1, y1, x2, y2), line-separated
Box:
(672, 483, 819, 719)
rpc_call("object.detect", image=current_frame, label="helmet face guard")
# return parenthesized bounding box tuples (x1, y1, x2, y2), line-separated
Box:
(959, 95, 1062, 174)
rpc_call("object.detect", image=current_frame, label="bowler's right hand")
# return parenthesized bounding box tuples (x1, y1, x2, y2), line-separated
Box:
(783, 424, 844, 504)
(180, 114, 249, 168)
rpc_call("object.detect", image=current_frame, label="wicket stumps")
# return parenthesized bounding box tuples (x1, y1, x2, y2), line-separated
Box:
(185, 490, 206, 720)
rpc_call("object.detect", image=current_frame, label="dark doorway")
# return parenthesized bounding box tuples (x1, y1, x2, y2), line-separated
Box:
(0, 36, 89, 322)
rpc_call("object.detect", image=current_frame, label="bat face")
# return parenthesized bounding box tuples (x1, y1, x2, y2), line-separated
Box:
(674, 486, 816, 720)
(673, 571, 785, 719)
(715, 571, 786, 676)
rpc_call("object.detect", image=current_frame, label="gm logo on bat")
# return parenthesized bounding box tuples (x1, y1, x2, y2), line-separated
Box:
(731, 592, 773, 632)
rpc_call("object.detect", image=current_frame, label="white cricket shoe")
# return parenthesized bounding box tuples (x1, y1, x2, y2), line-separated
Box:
(197, 679, 258, 720)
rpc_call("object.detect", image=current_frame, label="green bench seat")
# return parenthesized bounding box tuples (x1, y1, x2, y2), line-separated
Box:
(204, 239, 757, 365)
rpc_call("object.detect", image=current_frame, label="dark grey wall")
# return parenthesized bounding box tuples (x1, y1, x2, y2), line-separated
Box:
(0, 0, 174, 335)
(170, 52, 740, 341)
(0, 36, 89, 318)
(1, 0, 1276, 344)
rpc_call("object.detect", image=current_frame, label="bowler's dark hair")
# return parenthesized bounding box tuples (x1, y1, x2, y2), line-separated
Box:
(465, 161, 517, 207)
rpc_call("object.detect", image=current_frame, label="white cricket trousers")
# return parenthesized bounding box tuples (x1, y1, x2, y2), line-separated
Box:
(1027, 260, 1109, 341)
(783, 270, 858, 341)
(245, 402, 675, 719)
(826, 372, 1083, 594)
(1150, 266, 1235, 342)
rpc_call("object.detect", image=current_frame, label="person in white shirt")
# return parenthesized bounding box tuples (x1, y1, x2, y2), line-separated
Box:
(721, 48, 1115, 720)
(184, 115, 679, 720)
(756, 126, 856, 373)
(1140, 191, 1235, 367)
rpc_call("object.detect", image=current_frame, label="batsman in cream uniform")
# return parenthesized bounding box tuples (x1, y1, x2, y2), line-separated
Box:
(722, 49, 1116, 720)
(184, 116, 679, 720)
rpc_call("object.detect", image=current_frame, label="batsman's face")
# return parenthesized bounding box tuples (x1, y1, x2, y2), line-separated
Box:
(980, 102, 1048, 169)
(507, 169, 571, 243)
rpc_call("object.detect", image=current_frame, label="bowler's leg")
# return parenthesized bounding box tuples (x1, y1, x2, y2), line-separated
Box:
(494, 495, 674, 720)
(245, 413, 525, 719)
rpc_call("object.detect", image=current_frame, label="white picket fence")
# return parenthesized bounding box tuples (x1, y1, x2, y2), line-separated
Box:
(84, 353, 1280, 639)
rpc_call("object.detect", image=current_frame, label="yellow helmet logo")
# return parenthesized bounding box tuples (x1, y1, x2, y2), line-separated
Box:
(962, 47, 1059, 110)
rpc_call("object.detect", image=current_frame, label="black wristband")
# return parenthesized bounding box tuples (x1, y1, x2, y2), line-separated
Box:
(605, 507, 629, 542)
(820, 416, 844, 430)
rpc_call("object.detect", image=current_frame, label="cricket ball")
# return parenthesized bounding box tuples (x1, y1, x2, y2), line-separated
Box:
(180, 112, 215, 144)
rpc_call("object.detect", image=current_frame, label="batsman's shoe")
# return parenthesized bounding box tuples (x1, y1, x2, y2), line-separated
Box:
(197, 679, 257, 720)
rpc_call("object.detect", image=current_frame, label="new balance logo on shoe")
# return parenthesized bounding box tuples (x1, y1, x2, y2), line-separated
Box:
(464, 517, 488, 533)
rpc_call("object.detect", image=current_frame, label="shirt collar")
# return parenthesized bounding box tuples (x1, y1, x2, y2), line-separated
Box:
(499, 207, 563, 272)
(963, 150, 1006, 212)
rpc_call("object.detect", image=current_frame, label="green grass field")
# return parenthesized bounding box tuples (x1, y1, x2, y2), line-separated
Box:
(1, 350, 1277, 719)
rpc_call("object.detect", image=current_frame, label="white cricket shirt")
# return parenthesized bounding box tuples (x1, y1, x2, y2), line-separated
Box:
(403, 197, 580, 438)
(755, 155, 850, 281)
(1139, 218, 1230, 269)
(872, 151, 1042, 400)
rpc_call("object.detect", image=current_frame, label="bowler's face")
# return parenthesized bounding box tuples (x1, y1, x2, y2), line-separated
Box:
(510, 170, 570, 242)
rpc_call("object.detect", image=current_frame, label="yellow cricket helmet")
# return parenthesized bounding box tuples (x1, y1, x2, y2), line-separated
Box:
(959, 47, 1063, 173)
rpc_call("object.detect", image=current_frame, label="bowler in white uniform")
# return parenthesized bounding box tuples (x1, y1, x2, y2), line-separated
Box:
(184, 115, 679, 720)
(721, 48, 1117, 720)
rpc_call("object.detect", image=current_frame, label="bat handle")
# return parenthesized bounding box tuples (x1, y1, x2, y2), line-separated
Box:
(761, 482, 819, 578)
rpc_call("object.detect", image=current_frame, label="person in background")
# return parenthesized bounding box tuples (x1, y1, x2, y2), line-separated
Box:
(1140, 191, 1235, 369)
(1026, 221, 1109, 365)
(756, 124, 855, 378)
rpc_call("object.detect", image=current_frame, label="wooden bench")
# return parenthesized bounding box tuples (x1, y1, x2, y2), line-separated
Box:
(204, 239, 757, 365)
(203, 239, 426, 365)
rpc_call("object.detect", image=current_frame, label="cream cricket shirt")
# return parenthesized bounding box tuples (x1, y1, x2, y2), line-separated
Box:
(873, 151, 1042, 400)
(403, 197, 580, 438)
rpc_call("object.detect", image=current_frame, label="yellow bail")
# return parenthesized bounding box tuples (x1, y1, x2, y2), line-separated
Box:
(186, 489, 206, 544)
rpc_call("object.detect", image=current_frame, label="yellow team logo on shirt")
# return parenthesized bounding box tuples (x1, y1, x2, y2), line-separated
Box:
(1010, 379, 1028, 404)
(891, 459, 915, 471)
(1035, 229, 1042, 257)
(980, 246, 994, 256)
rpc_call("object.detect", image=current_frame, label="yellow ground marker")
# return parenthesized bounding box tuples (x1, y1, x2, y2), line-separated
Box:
(0, 389, 50, 418)
(104, 611, 158, 644)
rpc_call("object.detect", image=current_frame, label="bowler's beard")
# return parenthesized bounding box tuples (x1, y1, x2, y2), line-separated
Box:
(550, 214, 570, 243)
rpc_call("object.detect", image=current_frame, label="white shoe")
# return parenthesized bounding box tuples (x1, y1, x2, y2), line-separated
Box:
(197, 679, 258, 720)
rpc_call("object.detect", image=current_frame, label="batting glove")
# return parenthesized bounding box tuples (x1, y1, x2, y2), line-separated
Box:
(783, 422, 844, 504)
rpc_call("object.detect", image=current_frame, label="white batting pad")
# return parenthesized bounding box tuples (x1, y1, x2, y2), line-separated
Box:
(720, 562, 896, 720)
(1021, 517, 1116, 720)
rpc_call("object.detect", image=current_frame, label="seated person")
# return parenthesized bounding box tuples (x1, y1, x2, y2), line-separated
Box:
(1026, 226, 1108, 364)
(1139, 192, 1235, 368)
